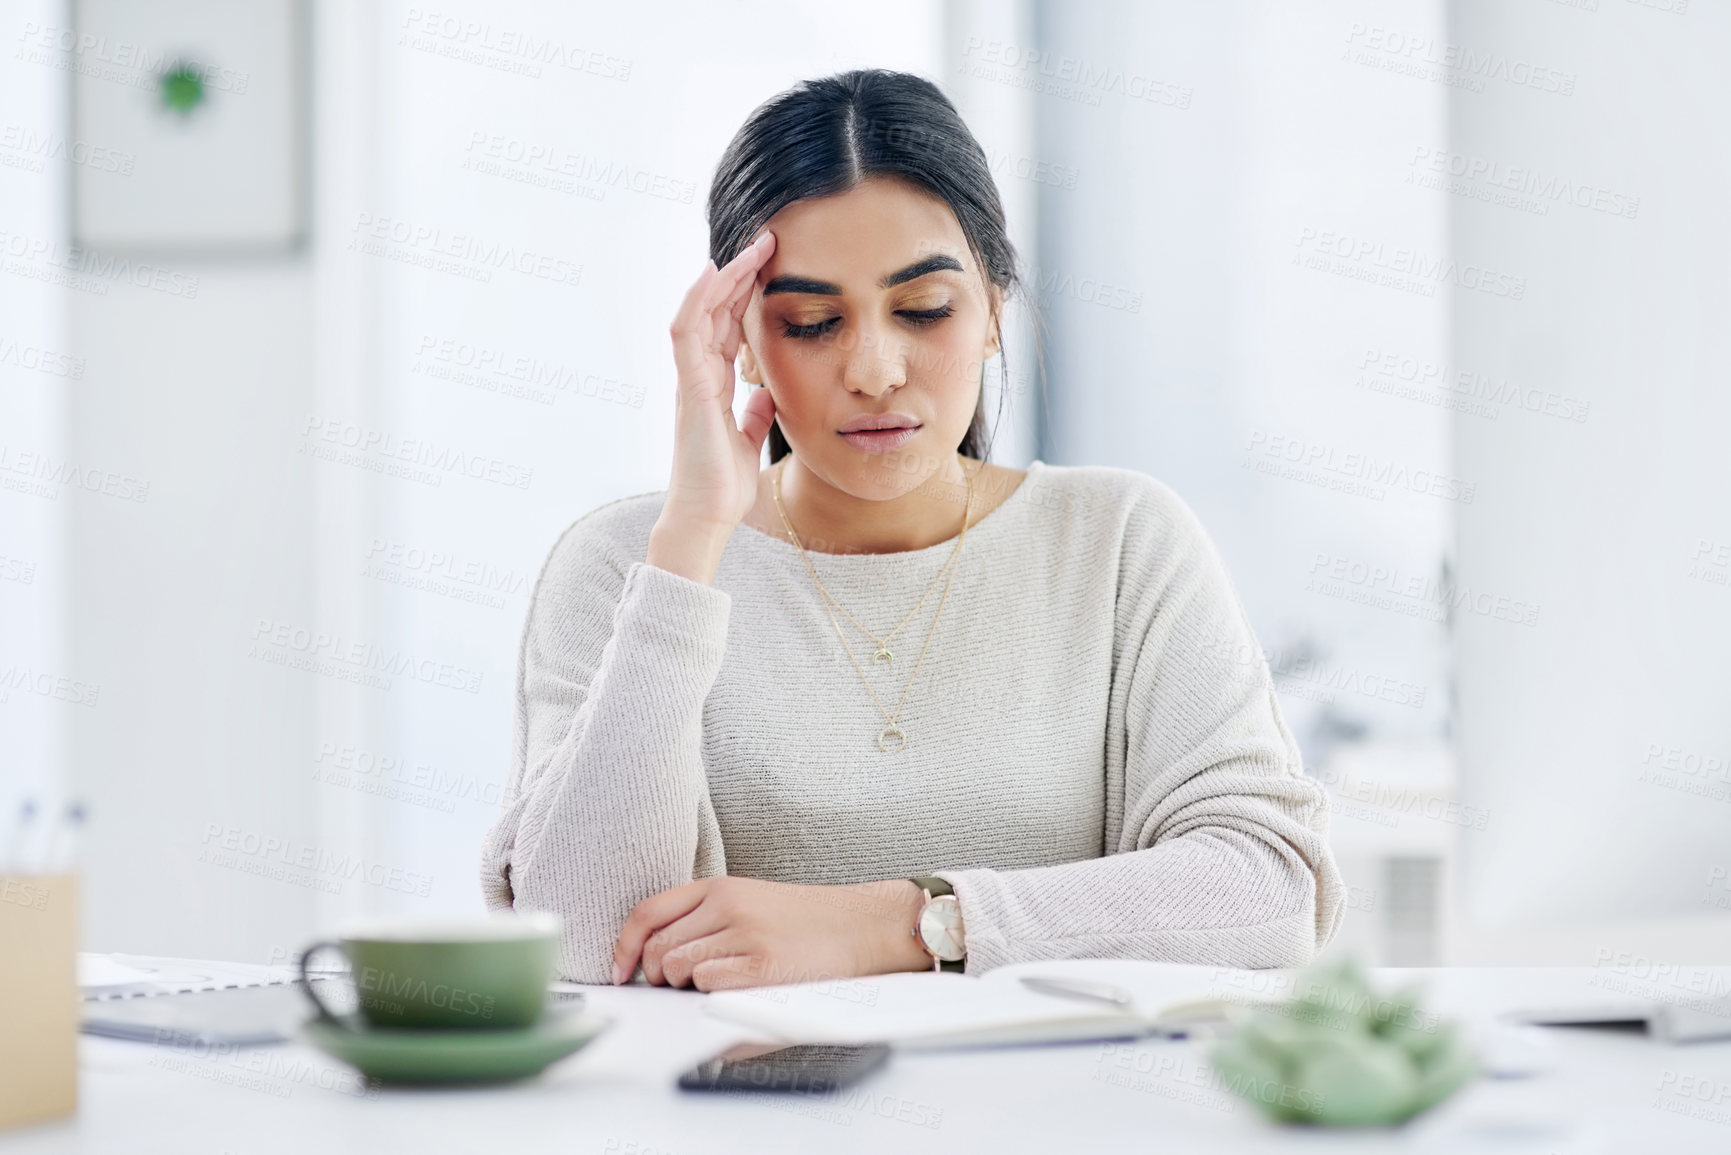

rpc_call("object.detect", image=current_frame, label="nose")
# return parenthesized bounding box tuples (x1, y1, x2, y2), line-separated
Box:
(840, 319, 907, 397)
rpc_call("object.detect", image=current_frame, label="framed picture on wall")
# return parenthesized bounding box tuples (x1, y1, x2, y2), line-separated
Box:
(70, 0, 306, 253)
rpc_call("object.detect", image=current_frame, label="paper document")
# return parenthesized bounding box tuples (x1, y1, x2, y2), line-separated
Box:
(79, 953, 300, 997)
(79, 955, 172, 992)
(703, 958, 1284, 1050)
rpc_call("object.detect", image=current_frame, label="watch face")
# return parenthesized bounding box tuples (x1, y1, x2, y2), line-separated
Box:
(918, 895, 966, 962)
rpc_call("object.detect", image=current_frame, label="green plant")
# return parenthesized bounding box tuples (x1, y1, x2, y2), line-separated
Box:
(1210, 957, 1476, 1126)
(159, 63, 206, 115)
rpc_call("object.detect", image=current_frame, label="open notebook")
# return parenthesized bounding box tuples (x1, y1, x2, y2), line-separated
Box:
(702, 958, 1287, 1050)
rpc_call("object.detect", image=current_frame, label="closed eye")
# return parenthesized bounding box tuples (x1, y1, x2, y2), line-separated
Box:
(780, 304, 955, 340)
(782, 316, 841, 339)
(897, 305, 954, 326)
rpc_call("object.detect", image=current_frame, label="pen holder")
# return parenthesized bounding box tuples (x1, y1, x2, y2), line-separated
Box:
(0, 873, 78, 1131)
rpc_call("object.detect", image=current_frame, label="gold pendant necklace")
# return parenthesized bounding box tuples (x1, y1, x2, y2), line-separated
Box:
(773, 455, 976, 751)
(774, 462, 965, 666)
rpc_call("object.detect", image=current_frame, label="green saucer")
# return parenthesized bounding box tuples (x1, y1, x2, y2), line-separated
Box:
(298, 1008, 611, 1085)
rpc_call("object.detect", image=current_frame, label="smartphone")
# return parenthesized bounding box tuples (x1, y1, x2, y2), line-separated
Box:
(675, 1041, 890, 1093)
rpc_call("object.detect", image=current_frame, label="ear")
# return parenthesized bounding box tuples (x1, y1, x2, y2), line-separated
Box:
(738, 340, 763, 385)
(983, 284, 1005, 360)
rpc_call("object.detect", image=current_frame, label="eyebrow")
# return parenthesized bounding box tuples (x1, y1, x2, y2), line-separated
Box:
(761, 253, 965, 297)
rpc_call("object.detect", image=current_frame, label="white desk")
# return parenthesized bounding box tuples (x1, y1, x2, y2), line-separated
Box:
(8, 965, 1731, 1154)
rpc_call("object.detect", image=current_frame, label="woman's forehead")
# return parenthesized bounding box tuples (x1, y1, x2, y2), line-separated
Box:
(761, 179, 973, 279)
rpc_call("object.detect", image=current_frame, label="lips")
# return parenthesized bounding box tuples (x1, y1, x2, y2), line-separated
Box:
(837, 412, 921, 433)
(839, 426, 920, 453)
(836, 411, 921, 454)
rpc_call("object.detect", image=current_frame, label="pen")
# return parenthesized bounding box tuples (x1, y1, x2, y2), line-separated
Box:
(1019, 975, 1135, 1008)
(1019, 976, 1237, 1039)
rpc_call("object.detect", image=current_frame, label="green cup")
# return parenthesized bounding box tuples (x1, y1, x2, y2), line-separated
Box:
(298, 912, 560, 1031)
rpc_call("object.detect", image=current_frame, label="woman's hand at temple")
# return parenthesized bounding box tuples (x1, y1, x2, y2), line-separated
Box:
(646, 231, 779, 586)
(611, 876, 937, 989)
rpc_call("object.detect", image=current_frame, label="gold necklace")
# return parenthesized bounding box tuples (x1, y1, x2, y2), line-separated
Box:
(773, 455, 976, 752)
(773, 458, 966, 664)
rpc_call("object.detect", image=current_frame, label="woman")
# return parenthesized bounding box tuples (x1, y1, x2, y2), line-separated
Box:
(479, 69, 1343, 989)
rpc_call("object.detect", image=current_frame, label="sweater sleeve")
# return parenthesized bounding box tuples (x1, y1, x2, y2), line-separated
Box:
(477, 513, 733, 982)
(934, 480, 1345, 973)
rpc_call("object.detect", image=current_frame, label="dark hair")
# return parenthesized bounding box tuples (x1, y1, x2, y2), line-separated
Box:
(707, 69, 1022, 465)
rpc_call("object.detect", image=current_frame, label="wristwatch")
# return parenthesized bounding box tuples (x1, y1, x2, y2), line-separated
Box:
(909, 874, 966, 972)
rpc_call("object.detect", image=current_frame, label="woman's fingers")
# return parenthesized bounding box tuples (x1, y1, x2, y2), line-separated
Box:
(724, 230, 776, 283)
(670, 257, 718, 335)
(708, 237, 772, 341)
(659, 929, 753, 989)
(717, 305, 745, 366)
(738, 384, 777, 452)
(724, 231, 775, 291)
(712, 236, 772, 365)
(689, 954, 773, 992)
(670, 233, 775, 395)
(613, 881, 708, 983)
(639, 900, 732, 986)
(696, 234, 772, 332)
(713, 234, 775, 314)
(669, 260, 721, 388)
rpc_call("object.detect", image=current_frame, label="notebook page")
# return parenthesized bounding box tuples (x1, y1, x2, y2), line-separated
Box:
(978, 957, 1284, 1022)
(702, 970, 1141, 1045)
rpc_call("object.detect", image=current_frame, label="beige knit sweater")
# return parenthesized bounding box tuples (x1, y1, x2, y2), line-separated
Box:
(479, 460, 1344, 984)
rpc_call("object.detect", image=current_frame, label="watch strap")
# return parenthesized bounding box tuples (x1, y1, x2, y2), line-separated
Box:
(909, 874, 965, 972)
(910, 874, 953, 899)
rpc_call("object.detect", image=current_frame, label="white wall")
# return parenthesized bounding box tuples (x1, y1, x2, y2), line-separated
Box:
(945, 0, 1041, 470)
(1028, 0, 1454, 758)
(0, 0, 73, 877)
(1450, 0, 1731, 960)
(68, 267, 319, 959)
(42, 0, 322, 959)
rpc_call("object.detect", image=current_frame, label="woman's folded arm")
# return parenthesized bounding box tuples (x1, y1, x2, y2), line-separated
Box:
(478, 517, 732, 983)
(936, 479, 1344, 973)
(934, 783, 1332, 972)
